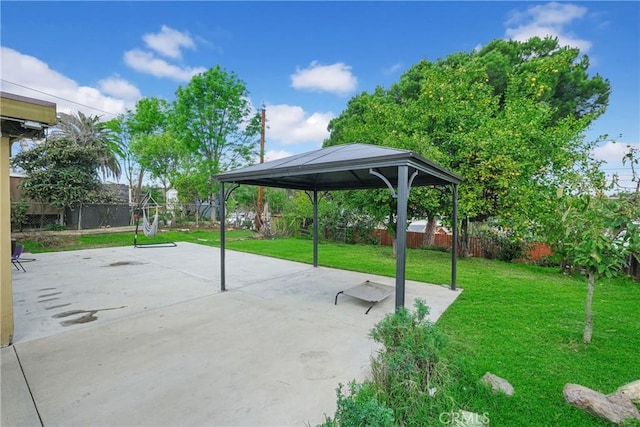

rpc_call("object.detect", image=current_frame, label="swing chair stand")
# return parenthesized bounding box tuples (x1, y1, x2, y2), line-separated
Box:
(133, 193, 177, 249)
(133, 231, 177, 248)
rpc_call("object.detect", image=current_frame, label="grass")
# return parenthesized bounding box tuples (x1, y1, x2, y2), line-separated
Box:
(17, 230, 640, 426)
(223, 237, 640, 426)
(18, 228, 254, 253)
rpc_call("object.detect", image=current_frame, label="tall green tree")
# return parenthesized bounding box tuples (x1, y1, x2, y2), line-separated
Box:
(54, 111, 123, 180)
(11, 136, 102, 222)
(106, 97, 177, 210)
(127, 97, 184, 207)
(546, 147, 639, 343)
(127, 97, 170, 136)
(105, 112, 143, 210)
(475, 37, 609, 123)
(170, 66, 261, 219)
(324, 37, 610, 254)
(132, 132, 187, 202)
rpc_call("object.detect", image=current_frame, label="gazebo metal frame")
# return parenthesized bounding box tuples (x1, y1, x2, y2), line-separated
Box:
(215, 143, 462, 309)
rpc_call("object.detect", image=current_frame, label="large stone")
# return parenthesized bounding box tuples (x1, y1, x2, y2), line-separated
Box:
(563, 383, 640, 425)
(617, 379, 640, 403)
(481, 372, 514, 396)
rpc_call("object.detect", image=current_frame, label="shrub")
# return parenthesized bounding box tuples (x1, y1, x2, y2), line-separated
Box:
(320, 381, 394, 427)
(11, 198, 28, 232)
(321, 300, 495, 426)
(22, 232, 75, 250)
(319, 203, 378, 245)
(482, 230, 530, 262)
(44, 223, 67, 231)
(272, 213, 310, 238)
(369, 300, 453, 425)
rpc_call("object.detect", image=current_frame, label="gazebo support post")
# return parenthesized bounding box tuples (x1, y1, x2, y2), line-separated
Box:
(451, 184, 458, 291)
(219, 183, 226, 292)
(313, 190, 318, 267)
(395, 165, 409, 310)
(215, 144, 463, 304)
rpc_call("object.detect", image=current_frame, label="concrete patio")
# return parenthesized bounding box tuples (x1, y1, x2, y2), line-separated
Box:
(2, 242, 462, 426)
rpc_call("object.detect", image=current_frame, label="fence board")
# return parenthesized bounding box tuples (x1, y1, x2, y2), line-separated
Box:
(372, 229, 552, 261)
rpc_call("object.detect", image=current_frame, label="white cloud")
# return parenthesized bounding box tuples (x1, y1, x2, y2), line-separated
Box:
(0, 47, 137, 117)
(506, 2, 586, 27)
(593, 141, 640, 190)
(593, 141, 640, 163)
(98, 76, 142, 100)
(383, 63, 403, 75)
(505, 2, 592, 52)
(124, 49, 206, 82)
(291, 61, 357, 95)
(143, 25, 196, 60)
(265, 104, 333, 145)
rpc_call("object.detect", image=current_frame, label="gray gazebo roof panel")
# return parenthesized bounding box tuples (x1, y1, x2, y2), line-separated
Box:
(216, 143, 462, 191)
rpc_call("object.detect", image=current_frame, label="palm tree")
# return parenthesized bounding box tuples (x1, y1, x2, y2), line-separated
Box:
(53, 111, 123, 180)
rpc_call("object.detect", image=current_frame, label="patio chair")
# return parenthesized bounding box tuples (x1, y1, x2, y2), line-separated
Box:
(11, 244, 26, 272)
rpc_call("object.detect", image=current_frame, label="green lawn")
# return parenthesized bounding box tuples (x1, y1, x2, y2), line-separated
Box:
(19, 228, 255, 252)
(20, 230, 640, 426)
(225, 237, 640, 426)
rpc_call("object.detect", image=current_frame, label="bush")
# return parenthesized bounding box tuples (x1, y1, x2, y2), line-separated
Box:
(44, 223, 67, 231)
(321, 300, 495, 426)
(272, 213, 311, 238)
(369, 300, 453, 425)
(320, 381, 394, 427)
(483, 230, 530, 262)
(320, 203, 377, 245)
(21, 232, 75, 250)
(11, 199, 28, 232)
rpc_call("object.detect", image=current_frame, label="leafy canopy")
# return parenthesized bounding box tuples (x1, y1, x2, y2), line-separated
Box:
(324, 37, 610, 240)
(170, 66, 261, 200)
(11, 137, 102, 208)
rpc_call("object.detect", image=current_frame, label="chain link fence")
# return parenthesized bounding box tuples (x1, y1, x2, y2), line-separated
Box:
(11, 201, 220, 231)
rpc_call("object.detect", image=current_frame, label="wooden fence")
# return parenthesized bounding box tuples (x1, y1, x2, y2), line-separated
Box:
(372, 229, 553, 261)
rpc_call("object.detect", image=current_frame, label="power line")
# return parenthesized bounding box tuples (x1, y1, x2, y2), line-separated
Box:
(0, 79, 119, 117)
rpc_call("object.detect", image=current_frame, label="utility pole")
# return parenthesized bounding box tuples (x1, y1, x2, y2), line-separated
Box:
(256, 106, 265, 231)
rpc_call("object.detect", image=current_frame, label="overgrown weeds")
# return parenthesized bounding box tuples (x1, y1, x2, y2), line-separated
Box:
(321, 381, 394, 427)
(19, 232, 76, 251)
(321, 300, 495, 426)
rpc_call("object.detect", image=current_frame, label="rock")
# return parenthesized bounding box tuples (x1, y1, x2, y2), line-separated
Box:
(481, 372, 514, 396)
(563, 383, 640, 424)
(617, 379, 640, 403)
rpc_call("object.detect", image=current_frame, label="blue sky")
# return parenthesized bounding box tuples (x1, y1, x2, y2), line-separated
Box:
(1, 1, 638, 188)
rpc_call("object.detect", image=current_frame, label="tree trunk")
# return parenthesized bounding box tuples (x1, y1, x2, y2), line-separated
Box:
(461, 216, 471, 258)
(423, 214, 437, 247)
(163, 183, 168, 226)
(387, 218, 397, 259)
(584, 271, 595, 343)
(210, 194, 217, 223)
(77, 203, 83, 231)
(392, 236, 397, 258)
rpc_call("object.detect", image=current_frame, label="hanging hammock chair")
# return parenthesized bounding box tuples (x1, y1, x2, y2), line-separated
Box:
(142, 207, 159, 238)
(133, 193, 176, 248)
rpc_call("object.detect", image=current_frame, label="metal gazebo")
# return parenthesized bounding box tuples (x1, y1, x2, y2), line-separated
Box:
(215, 143, 462, 309)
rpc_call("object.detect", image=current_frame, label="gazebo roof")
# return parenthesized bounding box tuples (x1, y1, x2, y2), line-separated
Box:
(215, 143, 462, 307)
(215, 143, 462, 191)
